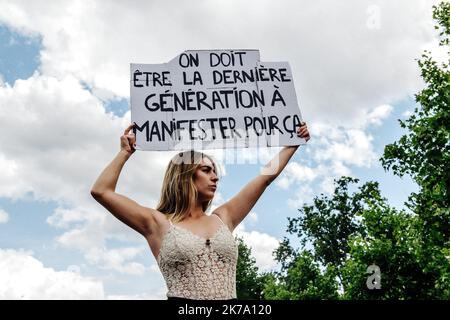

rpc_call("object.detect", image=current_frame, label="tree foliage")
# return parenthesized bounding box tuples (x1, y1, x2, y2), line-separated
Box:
(234, 2, 449, 300)
(380, 1, 450, 298)
(235, 237, 268, 299)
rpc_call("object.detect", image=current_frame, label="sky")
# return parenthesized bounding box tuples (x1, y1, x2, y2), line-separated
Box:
(0, 0, 445, 299)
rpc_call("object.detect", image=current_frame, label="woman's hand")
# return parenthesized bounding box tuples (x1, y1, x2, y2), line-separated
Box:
(120, 123, 136, 156)
(296, 122, 310, 142)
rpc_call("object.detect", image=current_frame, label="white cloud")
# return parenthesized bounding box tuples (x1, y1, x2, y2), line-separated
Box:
(278, 114, 381, 207)
(50, 204, 151, 275)
(0, 0, 443, 298)
(0, 0, 439, 227)
(0, 74, 171, 205)
(0, 0, 439, 125)
(275, 162, 317, 190)
(248, 211, 258, 223)
(288, 162, 317, 182)
(320, 176, 338, 195)
(313, 126, 376, 168)
(48, 203, 143, 246)
(47, 205, 100, 229)
(420, 38, 449, 66)
(276, 176, 291, 190)
(0, 208, 9, 223)
(287, 185, 315, 210)
(0, 249, 104, 299)
(402, 110, 413, 118)
(277, 113, 375, 168)
(365, 104, 394, 127)
(56, 225, 104, 250)
(0, 73, 170, 275)
(233, 223, 279, 272)
(84, 246, 148, 275)
(0, 152, 31, 200)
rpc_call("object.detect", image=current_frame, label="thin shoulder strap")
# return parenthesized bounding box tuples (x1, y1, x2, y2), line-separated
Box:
(212, 213, 226, 225)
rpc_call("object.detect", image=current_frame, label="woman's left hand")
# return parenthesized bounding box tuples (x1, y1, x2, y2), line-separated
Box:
(297, 122, 310, 142)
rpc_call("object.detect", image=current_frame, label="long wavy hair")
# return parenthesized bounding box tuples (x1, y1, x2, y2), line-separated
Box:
(156, 150, 219, 223)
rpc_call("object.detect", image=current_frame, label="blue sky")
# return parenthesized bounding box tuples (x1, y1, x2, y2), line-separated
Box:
(0, 0, 441, 299)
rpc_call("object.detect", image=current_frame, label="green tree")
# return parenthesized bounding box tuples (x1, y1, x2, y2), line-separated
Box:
(264, 177, 369, 299)
(235, 237, 267, 299)
(339, 180, 424, 299)
(237, 2, 449, 300)
(380, 1, 450, 298)
(284, 177, 367, 290)
(270, 176, 442, 299)
(265, 2, 449, 300)
(269, 177, 416, 299)
(264, 250, 339, 300)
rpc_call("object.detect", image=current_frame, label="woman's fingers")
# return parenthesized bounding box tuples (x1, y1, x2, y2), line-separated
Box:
(121, 123, 137, 154)
(124, 122, 135, 135)
(126, 135, 135, 146)
(297, 126, 307, 135)
(298, 131, 308, 138)
(296, 122, 310, 140)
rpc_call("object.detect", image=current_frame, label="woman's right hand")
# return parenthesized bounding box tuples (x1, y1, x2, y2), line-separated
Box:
(120, 123, 137, 156)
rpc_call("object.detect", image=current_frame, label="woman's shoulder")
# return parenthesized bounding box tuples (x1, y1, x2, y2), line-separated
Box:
(211, 209, 234, 232)
(152, 210, 171, 222)
(140, 208, 171, 228)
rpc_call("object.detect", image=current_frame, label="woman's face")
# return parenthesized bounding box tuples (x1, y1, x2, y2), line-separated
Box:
(193, 156, 219, 201)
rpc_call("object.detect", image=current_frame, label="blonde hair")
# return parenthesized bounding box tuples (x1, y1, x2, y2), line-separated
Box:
(156, 150, 219, 223)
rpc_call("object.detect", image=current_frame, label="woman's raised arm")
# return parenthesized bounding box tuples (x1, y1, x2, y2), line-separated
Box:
(216, 123, 310, 231)
(90, 123, 157, 237)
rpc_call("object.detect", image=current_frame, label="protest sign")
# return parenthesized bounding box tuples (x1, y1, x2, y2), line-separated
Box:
(130, 49, 304, 150)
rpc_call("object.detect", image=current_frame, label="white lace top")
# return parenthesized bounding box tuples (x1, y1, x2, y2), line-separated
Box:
(157, 213, 238, 300)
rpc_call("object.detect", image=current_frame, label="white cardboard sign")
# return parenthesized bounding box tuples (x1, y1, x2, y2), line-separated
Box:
(130, 49, 304, 151)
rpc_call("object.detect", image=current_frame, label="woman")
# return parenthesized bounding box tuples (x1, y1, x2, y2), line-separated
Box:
(90, 122, 310, 300)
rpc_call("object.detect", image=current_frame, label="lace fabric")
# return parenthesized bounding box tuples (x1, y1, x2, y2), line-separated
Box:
(157, 214, 238, 300)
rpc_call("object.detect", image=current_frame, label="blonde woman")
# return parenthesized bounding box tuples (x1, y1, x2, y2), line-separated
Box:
(90, 122, 310, 300)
